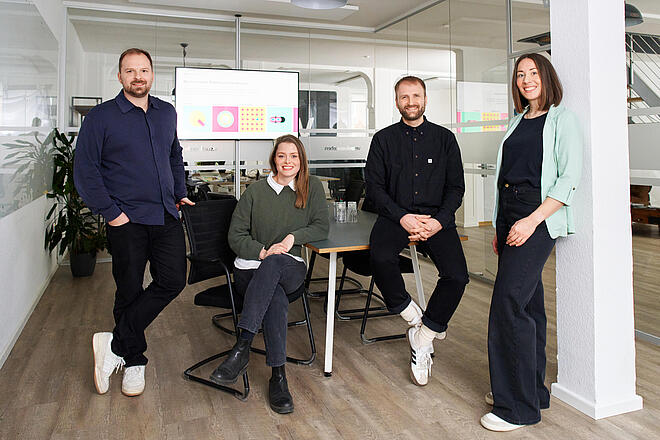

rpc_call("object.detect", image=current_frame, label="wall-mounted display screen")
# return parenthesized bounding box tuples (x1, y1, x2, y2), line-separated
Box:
(175, 67, 299, 140)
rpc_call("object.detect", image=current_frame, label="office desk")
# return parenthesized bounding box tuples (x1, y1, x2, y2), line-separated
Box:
(305, 211, 429, 376)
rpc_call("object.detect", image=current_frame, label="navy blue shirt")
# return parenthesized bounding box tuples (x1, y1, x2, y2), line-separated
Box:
(74, 91, 186, 225)
(365, 117, 465, 228)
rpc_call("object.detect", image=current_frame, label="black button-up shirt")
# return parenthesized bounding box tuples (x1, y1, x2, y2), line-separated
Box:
(74, 91, 186, 225)
(365, 117, 464, 228)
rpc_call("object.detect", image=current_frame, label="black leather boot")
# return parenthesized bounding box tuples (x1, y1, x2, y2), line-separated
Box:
(209, 338, 251, 385)
(269, 366, 294, 414)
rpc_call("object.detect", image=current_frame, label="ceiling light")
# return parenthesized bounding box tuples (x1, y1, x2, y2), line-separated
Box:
(291, 0, 348, 10)
(625, 3, 643, 27)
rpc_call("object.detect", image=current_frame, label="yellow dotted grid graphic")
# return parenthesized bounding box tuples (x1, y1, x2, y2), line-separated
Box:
(239, 107, 266, 132)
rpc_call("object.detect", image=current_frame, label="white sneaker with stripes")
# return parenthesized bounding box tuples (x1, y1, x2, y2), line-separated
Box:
(407, 326, 434, 386)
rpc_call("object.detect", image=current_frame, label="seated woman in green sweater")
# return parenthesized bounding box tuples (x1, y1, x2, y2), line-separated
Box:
(210, 134, 329, 414)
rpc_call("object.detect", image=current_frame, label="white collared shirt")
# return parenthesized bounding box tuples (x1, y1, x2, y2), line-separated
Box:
(266, 173, 296, 194)
(234, 175, 305, 270)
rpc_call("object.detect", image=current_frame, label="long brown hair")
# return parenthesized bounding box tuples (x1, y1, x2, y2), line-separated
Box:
(269, 135, 309, 209)
(511, 53, 563, 113)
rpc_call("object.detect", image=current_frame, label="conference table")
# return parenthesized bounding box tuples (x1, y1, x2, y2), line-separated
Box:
(305, 210, 429, 377)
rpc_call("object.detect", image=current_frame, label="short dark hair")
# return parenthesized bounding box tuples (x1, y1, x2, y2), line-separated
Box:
(118, 48, 153, 72)
(394, 76, 426, 97)
(511, 53, 563, 113)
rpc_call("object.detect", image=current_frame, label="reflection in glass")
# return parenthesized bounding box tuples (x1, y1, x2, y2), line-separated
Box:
(0, 1, 58, 219)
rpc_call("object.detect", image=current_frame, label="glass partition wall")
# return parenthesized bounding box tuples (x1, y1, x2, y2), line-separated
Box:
(0, 1, 58, 219)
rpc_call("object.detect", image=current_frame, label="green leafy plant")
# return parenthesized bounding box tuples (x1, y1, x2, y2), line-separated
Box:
(2, 128, 55, 204)
(44, 129, 107, 256)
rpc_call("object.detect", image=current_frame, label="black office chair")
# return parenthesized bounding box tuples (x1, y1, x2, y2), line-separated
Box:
(181, 200, 316, 401)
(333, 197, 416, 344)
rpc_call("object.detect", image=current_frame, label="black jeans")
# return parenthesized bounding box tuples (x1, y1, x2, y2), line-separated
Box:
(106, 214, 186, 367)
(234, 254, 307, 367)
(369, 216, 469, 333)
(488, 184, 556, 425)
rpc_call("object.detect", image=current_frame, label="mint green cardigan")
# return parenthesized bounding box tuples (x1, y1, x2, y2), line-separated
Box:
(492, 104, 583, 239)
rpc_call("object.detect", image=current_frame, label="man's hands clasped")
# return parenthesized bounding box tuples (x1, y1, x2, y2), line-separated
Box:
(400, 213, 442, 242)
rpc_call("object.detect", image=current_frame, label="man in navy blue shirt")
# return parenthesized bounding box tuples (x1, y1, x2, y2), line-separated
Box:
(74, 48, 194, 397)
(365, 76, 468, 387)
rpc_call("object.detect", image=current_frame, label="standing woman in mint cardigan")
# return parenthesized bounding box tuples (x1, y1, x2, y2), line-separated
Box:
(480, 54, 582, 432)
(209, 135, 329, 414)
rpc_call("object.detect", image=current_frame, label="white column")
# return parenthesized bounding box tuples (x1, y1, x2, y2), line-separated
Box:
(549, 0, 642, 419)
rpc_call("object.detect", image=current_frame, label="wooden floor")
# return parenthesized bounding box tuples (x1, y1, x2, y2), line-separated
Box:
(0, 225, 658, 439)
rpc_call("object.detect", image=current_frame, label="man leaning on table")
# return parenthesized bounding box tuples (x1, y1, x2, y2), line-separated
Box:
(74, 48, 194, 397)
(364, 76, 469, 386)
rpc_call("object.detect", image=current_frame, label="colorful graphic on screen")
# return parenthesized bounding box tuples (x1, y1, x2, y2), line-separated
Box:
(175, 68, 299, 140)
(266, 107, 294, 133)
(212, 106, 239, 132)
(239, 107, 266, 132)
(182, 106, 212, 133)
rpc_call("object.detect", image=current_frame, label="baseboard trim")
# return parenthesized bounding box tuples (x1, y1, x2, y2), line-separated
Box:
(0, 263, 59, 370)
(551, 382, 643, 419)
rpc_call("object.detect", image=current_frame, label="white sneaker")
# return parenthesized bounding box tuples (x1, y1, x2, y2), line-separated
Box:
(93, 332, 125, 394)
(480, 413, 524, 432)
(485, 391, 494, 405)
(406, 326, 433, 386)
(122, 365, 146, 396)
(407, 301, 423, 327)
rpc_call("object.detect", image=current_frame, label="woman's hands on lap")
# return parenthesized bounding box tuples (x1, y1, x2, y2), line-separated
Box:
(263, 234, 295, 258)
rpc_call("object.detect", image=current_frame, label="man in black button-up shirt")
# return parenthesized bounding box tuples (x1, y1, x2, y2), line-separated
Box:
(74, 48, 193, 397)
(365, 76, 468, 386)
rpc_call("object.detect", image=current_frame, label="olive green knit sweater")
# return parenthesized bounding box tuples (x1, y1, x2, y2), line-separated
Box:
(228, 176, 329, 260)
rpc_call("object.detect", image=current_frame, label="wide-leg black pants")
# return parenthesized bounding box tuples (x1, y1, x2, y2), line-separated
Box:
(488, 184, 556, 425)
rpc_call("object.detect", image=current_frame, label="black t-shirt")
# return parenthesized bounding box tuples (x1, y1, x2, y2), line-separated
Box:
(499, 113, 547, 188)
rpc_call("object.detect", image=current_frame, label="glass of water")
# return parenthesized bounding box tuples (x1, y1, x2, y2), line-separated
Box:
(347, 201, 358, 223)
(335, 201, 346, 223)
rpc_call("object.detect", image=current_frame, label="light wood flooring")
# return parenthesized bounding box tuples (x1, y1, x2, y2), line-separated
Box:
(0, 225, 658, 439)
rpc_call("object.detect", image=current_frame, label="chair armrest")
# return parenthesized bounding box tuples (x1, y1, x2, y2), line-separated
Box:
(186, 253, 222, 264)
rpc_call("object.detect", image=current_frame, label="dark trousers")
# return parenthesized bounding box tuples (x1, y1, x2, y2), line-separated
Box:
(106, 214, 186, 367)
(235, 254, 307, 367)
(369, 216, 469, 333)
(488, 184, 556, 425)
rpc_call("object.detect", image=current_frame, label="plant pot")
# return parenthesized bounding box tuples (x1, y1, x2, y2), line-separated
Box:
(70, 251, 97, 277)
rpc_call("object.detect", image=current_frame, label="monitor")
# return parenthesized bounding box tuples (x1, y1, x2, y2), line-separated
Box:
(175, 67, 299, 140)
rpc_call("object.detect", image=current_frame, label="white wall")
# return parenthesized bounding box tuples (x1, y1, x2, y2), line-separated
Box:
(0, 0, 63, 369)
(0, 197, 58, 367)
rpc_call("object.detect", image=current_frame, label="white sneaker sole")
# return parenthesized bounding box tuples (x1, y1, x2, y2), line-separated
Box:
(406, 329, 428, 386)
(92, 333, 109, 395)
(480, 413, 524, 432)
(485, 392, 494, 405)
(122, 386, 144, 397)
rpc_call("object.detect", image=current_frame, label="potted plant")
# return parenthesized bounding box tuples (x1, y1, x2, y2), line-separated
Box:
(45, 129, 107, 277)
